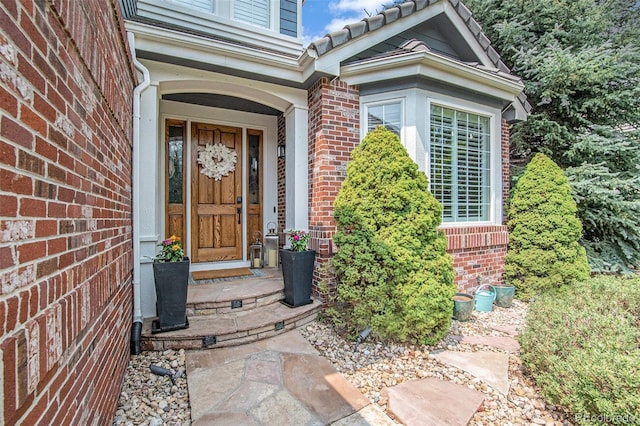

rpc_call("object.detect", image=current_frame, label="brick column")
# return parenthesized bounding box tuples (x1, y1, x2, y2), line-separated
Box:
(307, 78, 360, 294)
(501, 119, 510, 224)
(277, 114, 286, 240)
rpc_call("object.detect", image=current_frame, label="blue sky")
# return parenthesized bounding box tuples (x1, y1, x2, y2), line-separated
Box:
(301, 0, 391, 46)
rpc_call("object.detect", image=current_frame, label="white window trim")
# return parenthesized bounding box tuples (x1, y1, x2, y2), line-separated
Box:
(360, 89, 502, 226)
(156, 0, 276, 31)
(232, 0, 276, 30)
(360, 92, 406, 145)
(426, 96, 500, 226)
(166, 0, 216, 15)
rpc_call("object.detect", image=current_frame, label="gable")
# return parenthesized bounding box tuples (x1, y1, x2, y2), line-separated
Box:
(344, 13, 478, 65)
(309, 0, 506, 74)
(307, 0, 530, 121)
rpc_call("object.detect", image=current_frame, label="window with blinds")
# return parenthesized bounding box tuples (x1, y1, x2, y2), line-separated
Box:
(366, 102, 402, 137)
(234, 0, 271, 28)
(430, 104, 491, 222)
(170, 0, 214, 13)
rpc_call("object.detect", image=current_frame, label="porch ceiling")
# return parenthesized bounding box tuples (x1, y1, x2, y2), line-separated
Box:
(162, 93, 282, 116)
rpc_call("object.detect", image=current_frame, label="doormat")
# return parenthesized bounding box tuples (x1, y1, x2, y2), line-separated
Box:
(191, 268, 253, 281)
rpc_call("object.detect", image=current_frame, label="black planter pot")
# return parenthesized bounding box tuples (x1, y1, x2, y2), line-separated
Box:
(152, 257, 190, 333)
(280, 249, 315, 308)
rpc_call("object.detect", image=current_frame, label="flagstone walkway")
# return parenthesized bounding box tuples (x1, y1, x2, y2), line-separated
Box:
(185, 331, 394, 425)
(185, 324, 518, 425)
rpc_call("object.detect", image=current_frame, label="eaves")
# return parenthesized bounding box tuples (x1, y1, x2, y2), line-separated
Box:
(126, 20, 320, 88)
(340, 50, 525, 100)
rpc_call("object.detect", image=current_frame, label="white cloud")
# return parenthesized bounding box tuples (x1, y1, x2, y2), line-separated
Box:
(324, 1, 390, 33)
(324, 16, 361, 33)
(302, 0, 391, 47)
(302, 16, 362, 46)
(329, 0, 390, 14)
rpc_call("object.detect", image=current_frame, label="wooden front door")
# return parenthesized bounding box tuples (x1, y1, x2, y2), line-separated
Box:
(191, 123, 243, 262)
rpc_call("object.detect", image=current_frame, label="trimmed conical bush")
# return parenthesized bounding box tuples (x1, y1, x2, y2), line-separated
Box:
(331, 127, 455, 344)
(505, 153, 590, 298)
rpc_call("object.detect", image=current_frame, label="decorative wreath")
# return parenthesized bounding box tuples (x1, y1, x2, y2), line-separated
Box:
(197, 143, 237, 181)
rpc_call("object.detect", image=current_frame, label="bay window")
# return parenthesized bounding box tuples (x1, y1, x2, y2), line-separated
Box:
(361, 90, 498, 224)
(429, 104, 491, 222)
(366, 101, 402, 137)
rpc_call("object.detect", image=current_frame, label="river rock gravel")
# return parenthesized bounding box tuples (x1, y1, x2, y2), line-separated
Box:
(112, 349, 190, 426)
(299, 301, 574, 426)
(113, 301, 573, 425)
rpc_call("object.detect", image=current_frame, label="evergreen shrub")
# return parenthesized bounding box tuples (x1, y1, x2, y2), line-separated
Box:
(330, 127, 455, 344)
(505, 153, 590, 298)
(520, 275, 640, 425)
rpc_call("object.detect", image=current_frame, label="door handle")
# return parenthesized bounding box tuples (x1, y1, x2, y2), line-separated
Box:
(237, 207, 241, 224)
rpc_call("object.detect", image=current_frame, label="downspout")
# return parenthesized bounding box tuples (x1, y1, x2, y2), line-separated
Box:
(128, 31, 150, 355)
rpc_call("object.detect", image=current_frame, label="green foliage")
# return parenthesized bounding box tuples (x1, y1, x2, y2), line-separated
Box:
(155, 235, 185, 262)
(520, 275, 640, 424)
(287, 229, 310, 252)
(465, 0, 640, 272)
(505, 153, 590, 298)
(331, 127, 455, 344)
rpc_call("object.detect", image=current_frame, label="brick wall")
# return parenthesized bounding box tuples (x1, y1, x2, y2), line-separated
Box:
(444, 226, 509, 291)
(501, 119, 510, 221)
(0, 1, 135, 424)
(305, 80, 510, 296)
(307, 77, 360, 293)
(276, 114, 285, 238)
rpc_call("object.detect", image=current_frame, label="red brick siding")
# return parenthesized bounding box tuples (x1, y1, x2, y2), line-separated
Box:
(443, 225, 508, 291)
(307, 78, 360, 293)
(0, 1, 135, 424)
(304, 82, 511, 295)
(501, 119, 510, 223)
(277, 114, 285, 240)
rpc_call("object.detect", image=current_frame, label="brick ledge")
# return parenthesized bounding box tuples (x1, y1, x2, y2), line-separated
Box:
(442, 225, 508, 251)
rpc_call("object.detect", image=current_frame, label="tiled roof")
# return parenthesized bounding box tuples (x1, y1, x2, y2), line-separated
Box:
(308, 0, 531, 113)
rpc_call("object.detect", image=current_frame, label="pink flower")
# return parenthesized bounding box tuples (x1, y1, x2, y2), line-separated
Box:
(294, 235, 300, 241)
(163, 239, 172, 245)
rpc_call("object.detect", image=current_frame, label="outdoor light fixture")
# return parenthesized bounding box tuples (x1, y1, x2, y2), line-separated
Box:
(353, 326, 372, 352)
(250, 231, 263, 268)
(264, 222, 279, 267)
(277, 144, 286, 159)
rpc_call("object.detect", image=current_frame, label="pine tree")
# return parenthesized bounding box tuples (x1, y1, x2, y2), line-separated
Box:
(506, 153, 590, 298)
(465, 0, 640, 272)
(332, 127, 455, 344)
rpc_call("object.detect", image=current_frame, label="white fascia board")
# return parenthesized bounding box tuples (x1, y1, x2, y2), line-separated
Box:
(126, 21, 307, 84)
(340, 51, 524, 101)
(311, 2, 447, 76)
(441, 2, 495, 69)
(299, 50, 321, 81)
(136, 1, 303, 55)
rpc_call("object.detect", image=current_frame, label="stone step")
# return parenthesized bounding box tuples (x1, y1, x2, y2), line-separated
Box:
(187, 275, 285, 316)
(386, 377, 485, 425)
(141, 299, 322, 351)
